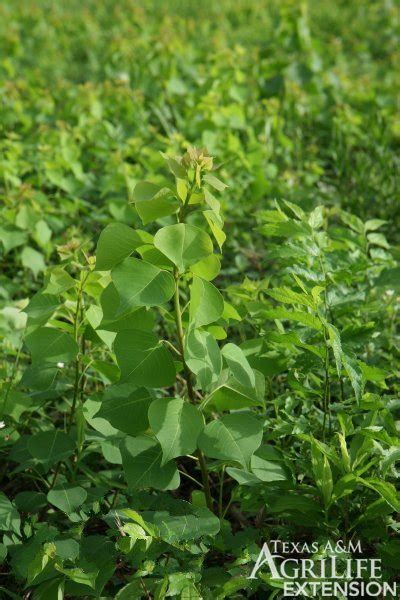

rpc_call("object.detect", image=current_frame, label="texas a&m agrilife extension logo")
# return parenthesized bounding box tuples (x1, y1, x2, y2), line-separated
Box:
(248, 539, 397, 597)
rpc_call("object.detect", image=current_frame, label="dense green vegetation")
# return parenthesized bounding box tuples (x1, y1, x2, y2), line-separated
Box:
(0, 1, 399, 598)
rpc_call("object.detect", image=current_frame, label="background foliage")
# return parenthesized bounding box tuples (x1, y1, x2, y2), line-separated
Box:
(0, 1, 399, 598)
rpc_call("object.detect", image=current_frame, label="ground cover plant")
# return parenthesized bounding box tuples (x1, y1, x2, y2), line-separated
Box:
(0, 1, 399, 598)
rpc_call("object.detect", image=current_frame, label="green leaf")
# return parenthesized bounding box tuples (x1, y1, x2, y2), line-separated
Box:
(364, 219, 387, 232)
(56, 565, 97, 589)
(266, 287, 315, 308)
(204, 370, 265, 411)
(381, 447, 400, 475)
(120, 508, 156, 536)
(151, 504, 220, 543)
(269, 495, 323, 522)
(189, 275, 224, 327)
(308, 206, 324, 229)
(327, 323, 342, 376)
(359, 362, 388, 384)
(133, 184, 179, 225)
(28, 431, 75, 466)
(95, 223, 143, 270)
(258, 220, 311, 238)
(0, 493, 20, 534)
(20, 364, 58, 391)
(100, 283, 155, 329)
(121, 436, 180, 490)
(203, 174, 228, 191)
(114, 329, 176, 387)
(185, 328, 222, 391)
(24, 292, 59, 328)
(96, 384, 154, 435)
(42, 267, 75, 295)
(15, 491, 47, 513)
(148, 398, 204, 465)
(374, 267, 400, 290)
(154, 224, 213, 273)
(21, 246, 46, 277)
(116, 582, 143, 599)
(251, 446, 291, 482)
(198, 413, 263, 468)
(337, 433, 351, 473)
(26, 543, 55, 585)
(25, 328, 78, 365)
(65, 535, 115, 595)
(226, 468, 261, 486)
(357, 478, 400, 512)
(111, 257, 175, 315)
(221, 343, 255, 388)
(161, 154, 187, 179)
(342, 353, 364, 401)
(256, 307, 322, 330)
(204, 210, 226, 249)
(311, 442, 333, 508)
(0, 225, 27, 253)
(0, 390, 31, 420)
(331, 474, 358, 502)
(137, 245, 174, 269)
(47, 485, 87, 514)
(33, 219, 52, 247)
(83, 397, 119, 437)
(367, 232, 390, 249)
(190, 253, 221, 281)
(132, 181, 160, 202)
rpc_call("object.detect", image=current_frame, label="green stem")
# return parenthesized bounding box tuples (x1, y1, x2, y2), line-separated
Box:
(179, 177, 197, 222)
(218, 465, 225, 519)
(165, 177, 215, 512)
(197, 448, 214, 512)
(52, 275, 88, 490)
(48, 462, 61, 491)
(322, 333, 330, 442)
(172, 269, 214, 511)
(67, 290, 82, 433)
(173, 269, 196, 401)
(318, 250, 331, 440)
(1, 341, 22, 419)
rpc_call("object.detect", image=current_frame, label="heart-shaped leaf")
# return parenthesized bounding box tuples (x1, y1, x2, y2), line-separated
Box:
(111, 257, 175, 315)
(148, 398, 204, 465)
(114, 329, 175, 388)
(97, 384, 154, 435)
(95, 223, 144, 271)
(28, 431, 75, 466)
(121, 436, 180, 490)
(25, 328, 78, 365)
(198, 413, 263, 468)
(154, 224, 213, 273)
(185, 328, 221, 391)
(47, 485, 87, 514)
(221, 343, 255, 388)
(189, 275, 224, 327)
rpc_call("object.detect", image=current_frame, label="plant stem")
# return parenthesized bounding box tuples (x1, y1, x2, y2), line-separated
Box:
(322, 334, 330, 441)
(318, 249, 331, 440)
(169, 180, 215, 512)
(218, 465, 225, 519)
(52, 274, 88, 489)
(48, 462, 61, 491)
(197, 448, 213, 512)
(172, 268, 213, 512)
(67, 287, 82, 433)
(1, 341, 22, 418)
(173, 269, 195, 401)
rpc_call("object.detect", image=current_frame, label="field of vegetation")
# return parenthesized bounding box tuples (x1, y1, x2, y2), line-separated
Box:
(0, 1, 399, 598)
